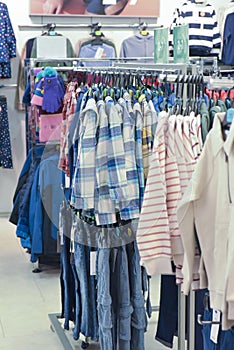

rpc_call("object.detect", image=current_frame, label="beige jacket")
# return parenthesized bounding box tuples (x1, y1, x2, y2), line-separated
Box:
(177, 112, 234, 330)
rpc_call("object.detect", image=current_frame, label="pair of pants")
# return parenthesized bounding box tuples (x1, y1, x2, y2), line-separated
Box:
(97, 242, 147, 350)
(60, 234, 76, 330)
(126, 241, 147, 350)
(97, 248, 113, 350)
(155, 275, 206, 349)
(202, 309, 234, 350)
(73, 242, 99, 342)
(59, 201, 75, 330)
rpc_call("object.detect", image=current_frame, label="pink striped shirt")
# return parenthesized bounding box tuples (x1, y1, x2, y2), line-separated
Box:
(137, 112, 203, 287)
(137, 111, 173, 275)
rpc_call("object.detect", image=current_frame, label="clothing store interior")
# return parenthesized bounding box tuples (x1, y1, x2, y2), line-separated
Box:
(0, 0, 234, 349)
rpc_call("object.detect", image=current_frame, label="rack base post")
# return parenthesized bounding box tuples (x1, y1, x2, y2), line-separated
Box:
(48, 313, 74, 350)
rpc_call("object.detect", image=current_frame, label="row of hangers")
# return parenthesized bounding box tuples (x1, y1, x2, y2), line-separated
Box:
(41, 21, 151, 40)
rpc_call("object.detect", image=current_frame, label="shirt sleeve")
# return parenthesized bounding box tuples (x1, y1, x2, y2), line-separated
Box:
(210, 8, 221, 56)
(4, 4, 16, 58)
(169, 7, 182, 56)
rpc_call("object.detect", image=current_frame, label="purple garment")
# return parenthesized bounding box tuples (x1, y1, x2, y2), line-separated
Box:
(78, 43, 116, 67)
(120, 33, 154, 61)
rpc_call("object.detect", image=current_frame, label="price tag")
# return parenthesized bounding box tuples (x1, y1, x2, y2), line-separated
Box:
(65, 174, 70, 188)
(210, 310, 221, 344)
(102, 0, 116, 5)
(90, 251, 97, 276)
(95, 47, 104, 59)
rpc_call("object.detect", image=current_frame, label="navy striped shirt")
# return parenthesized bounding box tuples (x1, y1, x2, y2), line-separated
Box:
(169, 0, 221, 57)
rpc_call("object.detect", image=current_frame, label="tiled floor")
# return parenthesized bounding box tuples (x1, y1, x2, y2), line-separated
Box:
(0, 217, 177, 350)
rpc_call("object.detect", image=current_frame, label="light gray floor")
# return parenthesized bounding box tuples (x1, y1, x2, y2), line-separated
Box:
(0, 217, 177, 350)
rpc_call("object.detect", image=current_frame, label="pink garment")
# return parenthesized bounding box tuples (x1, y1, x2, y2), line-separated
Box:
(39, 113, 62, 143)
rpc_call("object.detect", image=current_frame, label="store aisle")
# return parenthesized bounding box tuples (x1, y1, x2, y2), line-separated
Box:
(0, 217, 63, 350)
(0, 217, 177, 350)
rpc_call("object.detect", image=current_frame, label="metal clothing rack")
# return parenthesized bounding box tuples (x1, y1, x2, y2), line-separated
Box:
(207, 76, 234, 90)
(0, 84, 17, 88)
(18, 21, 161, 31)
(24, 58, 206, 350)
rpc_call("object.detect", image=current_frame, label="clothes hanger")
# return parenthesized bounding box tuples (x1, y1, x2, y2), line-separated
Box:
(90, 22, 105, 45)
(42, 23, 58, 36)
(139, 22, 149, 36)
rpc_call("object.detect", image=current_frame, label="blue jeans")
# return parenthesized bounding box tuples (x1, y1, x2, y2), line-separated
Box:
(59, 201, 76, 331)
(202, 309, 234, 350)
(97, 242, 147, 350)
(71, 261, 81, 340)
(111, 245, 133, 350)
(73, 239, 99, 342)
(60, 234, 75, 330)
(97, 248, 113, 350)
(126, 241, 147, 350)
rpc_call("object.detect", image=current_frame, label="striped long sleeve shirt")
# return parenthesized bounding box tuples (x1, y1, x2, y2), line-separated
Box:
(169, 0, 221, 57)
(136, 112, 173, 276)
(70, 97, 98, 210)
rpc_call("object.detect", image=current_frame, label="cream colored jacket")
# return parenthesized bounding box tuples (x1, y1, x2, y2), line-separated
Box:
(177, 112, 234, 330)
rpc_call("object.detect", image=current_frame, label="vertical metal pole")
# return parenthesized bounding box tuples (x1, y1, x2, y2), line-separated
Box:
(188, 291, 195, 350)
(178, 285, 186, 350)
(178, 64, 188, 350)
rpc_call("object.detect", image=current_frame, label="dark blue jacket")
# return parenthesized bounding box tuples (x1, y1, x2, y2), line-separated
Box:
(29, 152, 63, 262)
(222, 12, 234, 65)
(9, 146, 44, 227)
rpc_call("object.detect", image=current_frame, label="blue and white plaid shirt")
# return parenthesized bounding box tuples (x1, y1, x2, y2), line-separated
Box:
(71, 97, 98, 210)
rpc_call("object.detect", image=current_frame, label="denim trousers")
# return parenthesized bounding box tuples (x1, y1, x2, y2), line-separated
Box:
(202, 309, 234, 350)
(71, 261, 81, 340)
(60, 234, 76, 331)
(155, 275, 206, 349)
(73, 240, 99, 342)
(126, 241, 147, 350)
(97, 241, 147, 350)
(58, 200, 75, 330)
(97, 248, 113, 350)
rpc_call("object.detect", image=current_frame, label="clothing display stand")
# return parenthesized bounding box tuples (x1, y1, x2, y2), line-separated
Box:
(207, 76, 234, 90)
(18, 22, 161, 31)
(18, 59, 64, 271)
(25, 58, 211, 350)
(48, 314, 74, 350)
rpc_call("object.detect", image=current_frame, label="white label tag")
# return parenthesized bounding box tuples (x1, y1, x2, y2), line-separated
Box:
(95, 47, 104, 59)
(65, 174, 70, 189)
(129, 0, 138, 4)
(90, 251, 97, 276)
(102, 0, 116, 5)
(70, 225, 75, 253)
(210, 310, 221, 344)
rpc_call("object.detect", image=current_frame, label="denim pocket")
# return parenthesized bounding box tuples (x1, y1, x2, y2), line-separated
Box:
(131, 306, 147, 330)
(74, 243, 84, 264)
(119, 305, 133, 341)
(98, 304, 112, 330)
(97, 273, 112, 306)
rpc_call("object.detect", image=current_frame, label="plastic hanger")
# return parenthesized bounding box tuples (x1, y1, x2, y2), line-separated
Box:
(90, 22, 105, 45)
(42, 23, 58, 36)
(139, 22, 149, 36)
